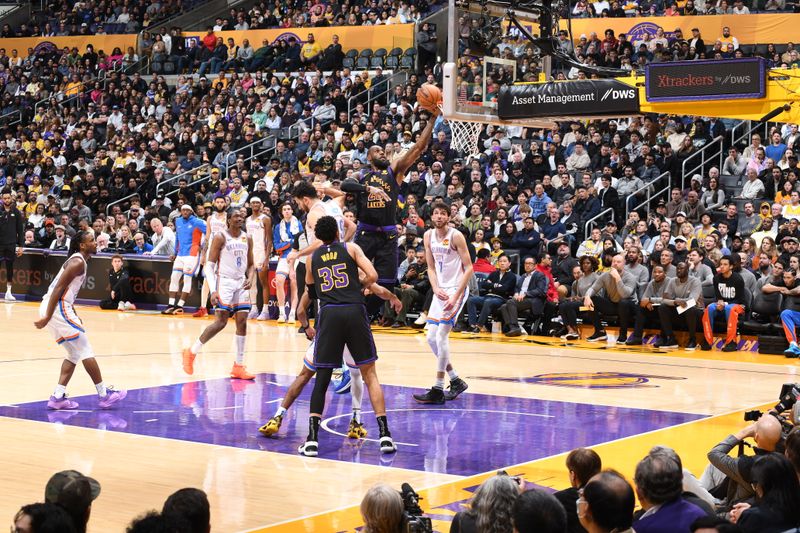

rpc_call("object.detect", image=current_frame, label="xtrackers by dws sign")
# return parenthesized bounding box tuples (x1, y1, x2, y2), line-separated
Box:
(496, 79, 640, 120)
(645, 58, 766, 102)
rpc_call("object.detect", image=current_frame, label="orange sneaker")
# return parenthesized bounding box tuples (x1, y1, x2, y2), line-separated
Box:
(192, 307, 208, 318)
(182, 348, 196, 375)
(230, 363, 255, 380)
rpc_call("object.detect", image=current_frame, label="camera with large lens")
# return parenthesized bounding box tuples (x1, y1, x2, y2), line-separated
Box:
(743, 383, 800, 434)
(399, 483, 433, 533)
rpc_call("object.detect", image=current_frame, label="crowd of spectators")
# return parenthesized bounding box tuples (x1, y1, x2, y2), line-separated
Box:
(12, 469, 211, 532)
(565, 0, 797, 17)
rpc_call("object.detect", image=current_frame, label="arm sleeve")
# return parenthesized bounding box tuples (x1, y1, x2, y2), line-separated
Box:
(340, 177, 367, 193)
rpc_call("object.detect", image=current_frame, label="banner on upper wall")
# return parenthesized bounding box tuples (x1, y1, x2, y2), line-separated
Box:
(561, 13, 800, 46)
(184, 24, 415, 55)
(4, 35, 137, 59)
(497, 79, 640, 119)
(645, 57, 766, 102)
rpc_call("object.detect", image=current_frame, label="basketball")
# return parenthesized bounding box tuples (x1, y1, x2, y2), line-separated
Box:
(416, 83, 442, 112)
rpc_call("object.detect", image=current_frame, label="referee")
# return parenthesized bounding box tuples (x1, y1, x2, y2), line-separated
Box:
(0, 189, 23, 301)
(341, 108, 440, 316)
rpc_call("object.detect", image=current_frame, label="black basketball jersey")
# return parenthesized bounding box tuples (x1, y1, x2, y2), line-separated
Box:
(357, 166, 399, 226)
(310, 242, 364, 305)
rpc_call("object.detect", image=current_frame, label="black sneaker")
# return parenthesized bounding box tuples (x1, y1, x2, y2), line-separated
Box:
(722, 342, 738, 352)
(469, 325, 481, 334)
(298, 440, 319, 457)
(172, 306, 184, 315)
(412, 387, 445, 405)
(298, 325, 306, 334)
(586, 331, 607, 342)
(505, 327, 523, 337)
(685, 340, 697, 351)
(161, 305, 175, 315)
(444, 378, 468, 401)
(452, 323, 464, 333)
(391, 321, 404, 329)
(625, 336, 643, 346)
(616, 334, 628, 345)
(654, 336, 678, 348)
(561, 331, 580, 341)
(700, 340, 712, 351)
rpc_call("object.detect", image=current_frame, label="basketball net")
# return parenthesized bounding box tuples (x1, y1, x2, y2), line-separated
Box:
(438, 103, 484, 161)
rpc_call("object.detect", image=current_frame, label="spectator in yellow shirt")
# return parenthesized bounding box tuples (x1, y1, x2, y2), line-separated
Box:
(300, 33, 323, 66)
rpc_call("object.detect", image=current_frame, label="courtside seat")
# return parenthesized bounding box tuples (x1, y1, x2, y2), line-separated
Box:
(741, 290, 783, 335)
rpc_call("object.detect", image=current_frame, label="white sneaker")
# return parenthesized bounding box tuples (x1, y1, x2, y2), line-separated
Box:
(277, 314, 287, 323)
(257, 310, 270, 321)
(4, 291, 15, 301)
(117, 301, 126, 311)
(247, 307, 259, 319)
(124, 302, 136, 311)
(414, 312, 428, 325)
(287, 311, 296, 323)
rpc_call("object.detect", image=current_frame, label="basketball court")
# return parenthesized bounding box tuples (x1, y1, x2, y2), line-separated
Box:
(0, 300, 796, 531)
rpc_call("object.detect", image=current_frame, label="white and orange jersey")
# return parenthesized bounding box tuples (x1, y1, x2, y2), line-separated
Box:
(217, 230, 250, 283)
(245, 213, 269, 254)
(428, 227, 465, 289)
(42, 253, 87, 308)
(306, 200, 345, 245)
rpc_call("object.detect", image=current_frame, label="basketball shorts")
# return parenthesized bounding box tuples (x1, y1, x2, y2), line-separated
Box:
(40, 300, 94, 363)
(303, 339, 356, 372)
(253, 247, 266, 271)
(427, 286, 468, 326)
(356, 231, 398, 285)
(173, 255, 202, 276)
(275, 257, 290, 276)
(216, 277, 251, 314)
(313, 303, 377, 368)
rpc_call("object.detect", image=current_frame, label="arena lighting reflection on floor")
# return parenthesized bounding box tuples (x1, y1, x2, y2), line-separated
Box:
(0, 374, 704, 476)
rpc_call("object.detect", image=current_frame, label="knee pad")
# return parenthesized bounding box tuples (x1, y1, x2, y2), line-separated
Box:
(63, 335, 94, 364)
(169, 271, 182, 292)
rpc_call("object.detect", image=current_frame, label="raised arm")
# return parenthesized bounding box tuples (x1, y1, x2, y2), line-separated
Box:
(391, 108, 441, 182)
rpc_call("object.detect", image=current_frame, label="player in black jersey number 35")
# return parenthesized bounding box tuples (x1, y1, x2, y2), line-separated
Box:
(300, 215, 396, 457)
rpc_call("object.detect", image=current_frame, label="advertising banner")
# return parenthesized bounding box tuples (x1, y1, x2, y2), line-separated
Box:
(645, 58, 765, 102)
(562, 13, 800, 47)
(497, 79, 639, 119)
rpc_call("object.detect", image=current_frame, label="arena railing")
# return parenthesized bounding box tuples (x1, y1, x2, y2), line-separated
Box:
(32, 60, 125, 118)
(222, 132, 279, 182)
(625, 169, 671, 220)
(346, 70, 408, 119)
(584, 207, 615, 237)
(679, 135, 725, 190)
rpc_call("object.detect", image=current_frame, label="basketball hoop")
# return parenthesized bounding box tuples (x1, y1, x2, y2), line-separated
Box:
(440, 104, 484, 160)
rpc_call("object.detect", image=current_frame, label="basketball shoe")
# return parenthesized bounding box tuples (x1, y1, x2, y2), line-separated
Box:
(47, 395, 79, 410)
(230, 363, 255, 380)
(258, 414, 283, 437)
(413, 387, 445, 405)
(347, 417, 368, 439)
(332, 367, 351, 394)
(444, 378, 468, 401)
(379, 435, 397, 454)
(192, 307, 208, 318)
(98, 387, 127, 409)
(182, 348, 196, 375)
(298, 440, 319, 457)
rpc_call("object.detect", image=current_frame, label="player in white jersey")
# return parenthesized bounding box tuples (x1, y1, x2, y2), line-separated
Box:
(244, 197, 272, 320)
(34, 231, 127, 410)
(413, 202, 473, 405)
(194, 196, 230, 318)
(182, 210, 256, 380)
(259, 266, 401, 439)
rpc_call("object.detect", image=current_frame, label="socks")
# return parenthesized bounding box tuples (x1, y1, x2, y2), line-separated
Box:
(53, 384, 66, 399)
(191, 339, 204, 355)
(5, 284, 11, 294)
(308, 415, 321, 441)
(353, 408, 362, 424)
(376, 415, 390, 438)
(169, 297, 176, 305)
(275, 406, 287, 417)
(448, 369, 459, 380)
(177, 299, 185, 307)
(435, 377, 445, 389)
(350, 368, 364, 413)
(95, 381, 107, 397)
(235, 335, 246, 365)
